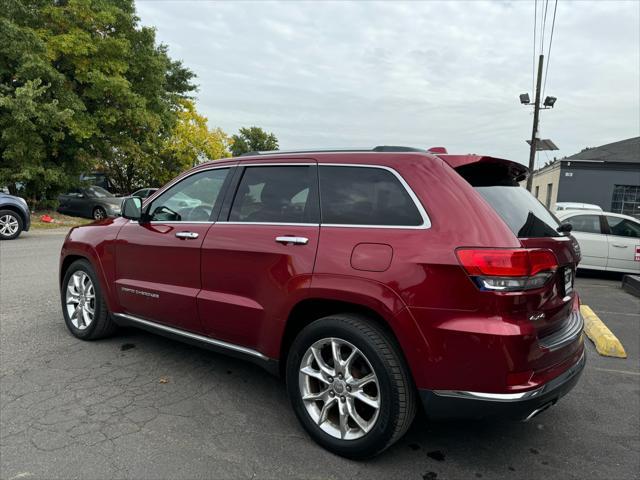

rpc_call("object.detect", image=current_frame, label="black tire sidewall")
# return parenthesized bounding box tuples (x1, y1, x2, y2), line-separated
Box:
(93, 207, 106, 220)
(61, 260, 106, 340)
(286, 317, 402, 459)
(0, 210, 23, 240)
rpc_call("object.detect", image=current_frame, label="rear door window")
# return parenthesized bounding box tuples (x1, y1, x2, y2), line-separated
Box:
(228, 165, 318, 224)
(568, 215, 602, 234)
(606, 216, 640, 238)
(319, 166, 423, 226)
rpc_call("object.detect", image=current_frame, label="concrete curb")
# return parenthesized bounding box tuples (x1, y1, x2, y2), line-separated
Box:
(580, 305, 627, 358)
(621, 275, 640, 298)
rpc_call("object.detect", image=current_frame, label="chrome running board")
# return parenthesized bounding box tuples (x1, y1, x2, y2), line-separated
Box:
(113, 313, 277, 373)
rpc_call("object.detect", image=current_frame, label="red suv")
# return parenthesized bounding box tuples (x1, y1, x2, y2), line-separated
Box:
(59, 147, 585, 458)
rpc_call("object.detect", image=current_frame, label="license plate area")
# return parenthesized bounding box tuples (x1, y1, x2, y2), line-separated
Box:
(564, 267, 574, 295)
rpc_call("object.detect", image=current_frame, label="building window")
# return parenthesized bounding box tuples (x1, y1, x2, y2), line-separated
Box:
(611, 185, 640, 219)
(545, 183, 553, 208)
(535, 185, 540, 199)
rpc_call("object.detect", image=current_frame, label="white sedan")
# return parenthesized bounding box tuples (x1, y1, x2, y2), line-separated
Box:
(556, 210, 640, 274)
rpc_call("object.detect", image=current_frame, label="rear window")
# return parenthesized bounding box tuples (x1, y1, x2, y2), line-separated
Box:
(457, 162, 561, 238)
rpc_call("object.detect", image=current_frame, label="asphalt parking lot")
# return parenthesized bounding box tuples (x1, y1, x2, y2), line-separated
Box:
(1, 230, 639, 480)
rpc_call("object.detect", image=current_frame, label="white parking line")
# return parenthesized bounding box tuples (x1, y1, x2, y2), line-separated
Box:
(593, 367, 640, 376)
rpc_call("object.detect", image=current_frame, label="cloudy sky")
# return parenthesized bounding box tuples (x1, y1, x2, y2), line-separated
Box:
(136, 0, 639, 166)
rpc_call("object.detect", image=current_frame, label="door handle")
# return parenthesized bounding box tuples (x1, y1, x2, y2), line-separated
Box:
(611, 243, 628, 248)
(175, 231, 199, 239)
(275, 236, 309, 245)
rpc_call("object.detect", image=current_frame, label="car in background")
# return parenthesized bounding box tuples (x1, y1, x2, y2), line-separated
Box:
(80, 172, 115, 193)
(0, 192, 30, 240)
(556, 210, 640, 273)
(555, 202, 603, 212)
(58, 186, 125, 220)
(130, 188, 158, 199)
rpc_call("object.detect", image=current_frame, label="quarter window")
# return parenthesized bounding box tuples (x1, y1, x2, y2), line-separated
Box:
(148, 168, 229, 222)
(606, 216, 640, 238)
(319, 166, 423, 226)
(229, 165, 318, 223)
(568, 214, 601, 234)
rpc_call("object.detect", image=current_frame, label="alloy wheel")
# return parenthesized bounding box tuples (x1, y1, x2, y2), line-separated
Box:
(93, 208, 106, 220)
(65, 271, 96, 330)
(0, 214, 19, 237)
(299, 337, 381, 440)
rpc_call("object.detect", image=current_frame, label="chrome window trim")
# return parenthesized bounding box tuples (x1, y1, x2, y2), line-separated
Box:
(319, 163, 431, 230)
(127, 220, 214, 225)
(136, 162, 432, 230)
(113, 313, 269, 360)
(432, 350, 585, 403)
(217, 222, 320, 227)
(237, 162, 316, 167)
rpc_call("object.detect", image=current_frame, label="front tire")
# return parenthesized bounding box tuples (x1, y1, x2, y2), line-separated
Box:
(286, 314, 416, 459)
(0, 210, 23, 240)
(61, 259, 116, 340)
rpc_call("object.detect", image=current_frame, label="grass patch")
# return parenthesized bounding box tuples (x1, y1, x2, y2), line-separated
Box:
(30, 210, 92, 230)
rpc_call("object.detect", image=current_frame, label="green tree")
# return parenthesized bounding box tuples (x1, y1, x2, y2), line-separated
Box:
(230, 126, 279, 157)
(0, 0, 196, 202)
(157, 99, 232, 185)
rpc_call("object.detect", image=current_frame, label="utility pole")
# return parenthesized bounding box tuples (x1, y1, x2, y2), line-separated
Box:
(526, 54, 545, 191)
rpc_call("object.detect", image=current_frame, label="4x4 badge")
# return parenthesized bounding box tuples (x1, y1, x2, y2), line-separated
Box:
(529, 312, 546, 322)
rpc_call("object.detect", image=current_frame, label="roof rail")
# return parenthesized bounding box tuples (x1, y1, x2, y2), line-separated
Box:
(239, 146, 430, 156)
(372, 146, 427, 152)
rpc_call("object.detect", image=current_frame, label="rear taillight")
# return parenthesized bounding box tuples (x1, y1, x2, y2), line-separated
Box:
(456, 248, 558, 292)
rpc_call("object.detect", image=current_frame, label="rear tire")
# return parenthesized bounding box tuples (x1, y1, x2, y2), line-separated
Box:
(286, 314, 416, 459)
(0, 210, 23, 240)
(93, 206, 106, 220)
(61, 259, 117, 340)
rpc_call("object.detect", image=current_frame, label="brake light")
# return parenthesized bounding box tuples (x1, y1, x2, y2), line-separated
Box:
(456, 248, 558, 292)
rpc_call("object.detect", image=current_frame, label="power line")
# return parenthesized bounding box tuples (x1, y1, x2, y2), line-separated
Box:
(533, 0, 537, 94)
(542, 0, 559, 100)
(540, 0, 549, 52)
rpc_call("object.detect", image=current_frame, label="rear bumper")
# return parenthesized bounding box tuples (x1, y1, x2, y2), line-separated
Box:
(419, 349, 586, 421)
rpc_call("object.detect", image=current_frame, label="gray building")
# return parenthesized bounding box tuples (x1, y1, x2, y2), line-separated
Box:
(528, 136, 640, 218)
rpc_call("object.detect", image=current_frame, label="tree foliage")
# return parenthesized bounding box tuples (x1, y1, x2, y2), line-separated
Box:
(230, 126, 279, 157)
(157, 99, 232, 185)
(0, 0, 197, 202)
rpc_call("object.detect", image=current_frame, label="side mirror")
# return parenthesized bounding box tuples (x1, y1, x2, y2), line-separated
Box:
(557, 222, 573, 234)
(122, 197, 142, 221)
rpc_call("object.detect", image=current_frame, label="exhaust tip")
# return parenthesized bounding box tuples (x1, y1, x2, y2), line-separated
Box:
(523, 401, 554, 422)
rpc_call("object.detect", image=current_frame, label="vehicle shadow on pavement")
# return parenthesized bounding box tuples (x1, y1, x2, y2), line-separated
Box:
(101, 327, 576, 479)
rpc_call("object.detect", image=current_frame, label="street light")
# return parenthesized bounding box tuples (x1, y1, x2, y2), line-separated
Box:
(519, 92, 557, 110)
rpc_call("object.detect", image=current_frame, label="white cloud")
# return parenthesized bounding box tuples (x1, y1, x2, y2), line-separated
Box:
(137, 0, 640, 165)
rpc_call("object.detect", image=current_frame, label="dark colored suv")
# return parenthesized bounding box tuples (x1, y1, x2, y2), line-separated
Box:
(59, 147, 585, 458)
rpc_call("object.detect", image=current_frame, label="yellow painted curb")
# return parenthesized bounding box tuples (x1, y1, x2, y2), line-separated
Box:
(580, 305, 627, 358)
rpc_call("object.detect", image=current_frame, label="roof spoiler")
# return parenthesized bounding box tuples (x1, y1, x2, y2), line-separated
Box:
(435, 154, 529, 183)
